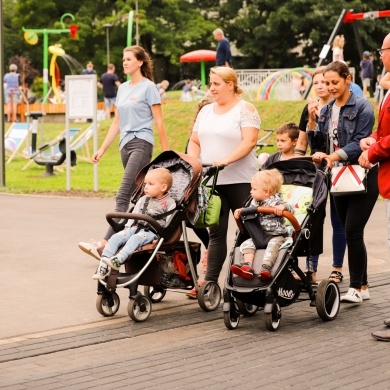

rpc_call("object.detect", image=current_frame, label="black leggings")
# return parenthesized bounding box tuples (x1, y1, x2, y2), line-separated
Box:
(333, 166, 379, 289)
(205, 183, 251, 282)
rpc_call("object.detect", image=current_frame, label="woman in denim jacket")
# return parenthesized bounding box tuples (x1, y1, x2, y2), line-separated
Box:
(308, 61, 379, 304)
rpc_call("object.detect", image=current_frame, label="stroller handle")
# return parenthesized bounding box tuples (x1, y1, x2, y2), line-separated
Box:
(202, 164, 225, 176)
(257, 206, 301, 232)
(106, 212, 163, 235)
(235, 206, 301, 233)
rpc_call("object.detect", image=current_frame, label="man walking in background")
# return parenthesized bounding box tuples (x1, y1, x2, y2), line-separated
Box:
(213, 28, 232, 67)
(98, 64, 121, 119)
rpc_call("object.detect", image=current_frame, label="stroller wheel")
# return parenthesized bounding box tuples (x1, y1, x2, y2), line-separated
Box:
(237, 300, 258, 317)
(198, 281, 221, 312)
(264, 299, 281, 331)
(316, 280, 340, 321)
(96, 292, 120, 317)
(128, 295, 152, 322)
(223, 301, 240, 330)
(143, 286, 167, 303)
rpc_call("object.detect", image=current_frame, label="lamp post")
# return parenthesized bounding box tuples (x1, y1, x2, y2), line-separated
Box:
(103, 23, 112, 65)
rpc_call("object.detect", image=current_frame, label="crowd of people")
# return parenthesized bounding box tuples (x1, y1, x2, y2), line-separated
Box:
(77, 30, 390, 341)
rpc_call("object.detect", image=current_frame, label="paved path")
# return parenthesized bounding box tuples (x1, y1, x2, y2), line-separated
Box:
(1, 193, 389, 389)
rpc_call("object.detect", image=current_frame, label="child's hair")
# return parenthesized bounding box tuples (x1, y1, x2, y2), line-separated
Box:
(276, 121, 300, 141)
(148, 167, 173, 190)
(252, 169, 283, 195)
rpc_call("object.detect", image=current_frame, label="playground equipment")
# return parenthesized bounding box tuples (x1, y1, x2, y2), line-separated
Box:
(22, 13, 78, 98)
(48, 44, 66, 104)
(180, 50, 217, 90)
(304, 8, 390, 99)
(256, 68, 314, 101)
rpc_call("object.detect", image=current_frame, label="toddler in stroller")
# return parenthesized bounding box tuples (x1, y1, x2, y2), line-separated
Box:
(223, 158, 340, 331)
(231, 169, 293, 281)
(93, 168, 176, 280)
(94, 151, 222, 322)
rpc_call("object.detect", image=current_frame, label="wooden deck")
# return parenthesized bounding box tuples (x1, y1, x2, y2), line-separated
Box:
(5, 102, 106, 122)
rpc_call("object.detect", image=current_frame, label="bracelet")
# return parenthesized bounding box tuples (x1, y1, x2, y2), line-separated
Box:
(306, 123, 318, 132)
(294, 149, 306, 156)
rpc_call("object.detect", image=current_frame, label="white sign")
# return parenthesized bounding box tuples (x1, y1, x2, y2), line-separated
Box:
(65, 75, 98, 191)
(319, 44, 331, 59)
(66, 75, 96, 119)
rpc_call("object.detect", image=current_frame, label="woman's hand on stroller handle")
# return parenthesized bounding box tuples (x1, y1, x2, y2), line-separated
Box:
(202, 164, 225, 176)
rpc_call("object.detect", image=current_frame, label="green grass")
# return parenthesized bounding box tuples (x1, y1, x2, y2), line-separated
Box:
(1, 97, 378, 196)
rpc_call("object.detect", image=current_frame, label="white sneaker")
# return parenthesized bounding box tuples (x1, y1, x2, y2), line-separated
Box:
(92, 264, 110, 280)
(340, 288, 362, 303)
(79, 241, 101, 260)
(361, 288, 370, 301)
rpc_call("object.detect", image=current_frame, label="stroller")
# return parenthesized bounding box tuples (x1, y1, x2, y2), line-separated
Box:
(95, 150, 222, 322)
(223, 158, 340, 331)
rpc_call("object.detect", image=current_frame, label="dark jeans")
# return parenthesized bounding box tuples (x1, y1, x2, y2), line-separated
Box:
(205, 183, 251, 282)
(306, 194, 347, 272)
(104, 138, 153, 241)
(333, 166, 379, 289)
(330, 194, 347, 268)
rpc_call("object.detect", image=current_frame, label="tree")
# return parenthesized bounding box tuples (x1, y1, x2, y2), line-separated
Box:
(4, 0, 390, 89)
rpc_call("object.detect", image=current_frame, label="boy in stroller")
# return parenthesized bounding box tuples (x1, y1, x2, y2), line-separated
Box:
(93, 168, 176, 279)
(230, 169, 293, 281)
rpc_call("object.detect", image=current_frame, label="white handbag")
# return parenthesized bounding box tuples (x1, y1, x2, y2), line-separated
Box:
(330, 164, 367, 196)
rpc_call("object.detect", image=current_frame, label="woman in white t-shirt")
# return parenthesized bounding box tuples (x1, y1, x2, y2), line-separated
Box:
(332, 34, 345, 62)
(187, 66, 260, 288)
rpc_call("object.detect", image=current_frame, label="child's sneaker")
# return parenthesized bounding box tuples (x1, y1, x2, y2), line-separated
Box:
(101, 256, 122, 270)
(259, 265, 272, 282)
(230, 262, 254, 280)
(92, 264, 110, 280)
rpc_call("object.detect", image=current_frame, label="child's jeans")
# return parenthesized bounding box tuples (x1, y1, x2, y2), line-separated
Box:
(102, 226, 157, 264)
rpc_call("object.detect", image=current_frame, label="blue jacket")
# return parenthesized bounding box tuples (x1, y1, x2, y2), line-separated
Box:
(308, 92, 374, 164)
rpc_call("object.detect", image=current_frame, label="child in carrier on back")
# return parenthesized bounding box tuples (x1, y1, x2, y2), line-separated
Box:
(231, 169, 293, 281)
(93, 167, 176, 280)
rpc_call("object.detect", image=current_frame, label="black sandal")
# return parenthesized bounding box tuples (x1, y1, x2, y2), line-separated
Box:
(328, 271, 343, 283)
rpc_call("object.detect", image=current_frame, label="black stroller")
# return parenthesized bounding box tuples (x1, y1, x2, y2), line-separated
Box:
(95, 151, 222, 322)
(223, 158, 340, 331)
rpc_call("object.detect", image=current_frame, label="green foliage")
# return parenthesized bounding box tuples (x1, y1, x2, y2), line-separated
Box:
(3, 0, 390, 92)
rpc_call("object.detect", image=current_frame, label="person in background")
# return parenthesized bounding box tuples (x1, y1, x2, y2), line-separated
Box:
(295, 66, 347, 284)
(81, 61, 97, 75)
(98, 63, 121, 119)
(332, 35, 345, 62)
(308, 61, 378, 304)
(158, 80, 169, 104)
(213, 28, 232, 67)
(180, 79, 193, 102)
(78, 45, 169, 260)
(359, 33, 390, 341)
(360, 51, 374, 98)
(3, 64, 20, 123)
(186, 66, 260, 297)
